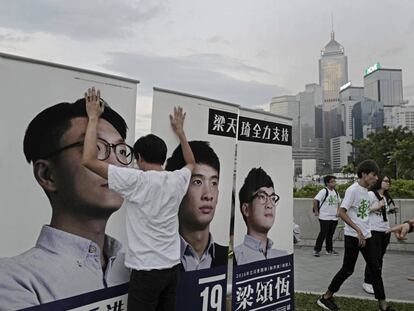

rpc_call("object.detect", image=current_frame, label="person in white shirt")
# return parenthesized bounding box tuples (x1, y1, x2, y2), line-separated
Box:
(362, 175, 397, 294)
(313, 175, 341, 257)
(82, 87, 195, 311)
(317, 160, 396, 311)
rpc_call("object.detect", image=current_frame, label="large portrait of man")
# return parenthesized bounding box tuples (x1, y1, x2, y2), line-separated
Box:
(234, 167, 287, 265)
(0, 99, 131, 310)
(166, 141, 228, 271)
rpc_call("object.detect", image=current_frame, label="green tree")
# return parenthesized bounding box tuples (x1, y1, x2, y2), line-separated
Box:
(349, 126, 414, 179)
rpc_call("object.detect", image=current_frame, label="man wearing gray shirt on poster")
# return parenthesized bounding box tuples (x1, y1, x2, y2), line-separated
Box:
(0, 98, 131, 310)
(165, 141, 228, 271)
(234, 167, 287, 265)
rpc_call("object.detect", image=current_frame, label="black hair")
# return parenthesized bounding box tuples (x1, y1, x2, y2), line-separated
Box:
(133, 134, 167, 165)
(357, 159, 379, 178)
(23, 98, 127, 163)
(239, 167, 274, 223)
(165, 140, 220, 174)
(370, 175, 395, 207)
(324, 175, 336, 186)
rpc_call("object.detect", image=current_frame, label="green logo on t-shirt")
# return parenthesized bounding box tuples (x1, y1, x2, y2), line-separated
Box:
(327, 195, 337, 206)
(357, 199, 370, 219)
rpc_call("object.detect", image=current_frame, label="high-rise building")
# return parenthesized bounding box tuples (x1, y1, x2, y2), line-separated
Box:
(298, 84, 322, 148)
(393, 103, 414, 131)
(270, 87, 324, 175)
(363, 64, 403, 127)
(327, 83, 365, 171)
(352, 98, 384, 140)
(339, 83, 364, 138)
(319, 30, 348, 167)
(270, 95, 300, 148)
(330, 136, 352, 171)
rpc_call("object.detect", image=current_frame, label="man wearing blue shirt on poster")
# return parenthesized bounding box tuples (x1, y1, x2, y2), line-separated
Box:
(0, 96, 131, 310)
(234, 167, 287, 265)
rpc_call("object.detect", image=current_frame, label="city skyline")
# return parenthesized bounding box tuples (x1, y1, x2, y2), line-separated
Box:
(1, 0, 413, 137)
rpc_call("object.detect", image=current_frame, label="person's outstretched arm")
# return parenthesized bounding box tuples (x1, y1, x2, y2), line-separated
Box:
(82, 87, 109, 179)
(387, 218, 414, 240)
(170, 106, 195, 172)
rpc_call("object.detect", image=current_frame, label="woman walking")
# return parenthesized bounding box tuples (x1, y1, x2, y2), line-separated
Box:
(362, 175, 398, 294)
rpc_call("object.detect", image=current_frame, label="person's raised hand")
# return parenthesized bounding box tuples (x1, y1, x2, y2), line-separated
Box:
(85, 87, 104, 119)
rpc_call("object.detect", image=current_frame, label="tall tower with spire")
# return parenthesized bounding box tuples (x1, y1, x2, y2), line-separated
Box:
(318, 21, 348, 168)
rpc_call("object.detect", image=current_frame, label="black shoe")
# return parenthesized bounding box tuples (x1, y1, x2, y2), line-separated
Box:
(317, 295, 339, 310)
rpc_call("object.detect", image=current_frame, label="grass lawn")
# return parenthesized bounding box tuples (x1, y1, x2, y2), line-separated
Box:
(295, 292, 414, 311)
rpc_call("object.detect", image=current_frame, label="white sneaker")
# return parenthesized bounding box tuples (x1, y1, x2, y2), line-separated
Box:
(362, 282, 374, 294)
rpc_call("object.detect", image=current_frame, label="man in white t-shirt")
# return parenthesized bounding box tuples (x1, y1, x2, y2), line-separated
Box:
(313, 175, 341, 257)
(317, 160, 396, 311)
(82, 88, 195, 311)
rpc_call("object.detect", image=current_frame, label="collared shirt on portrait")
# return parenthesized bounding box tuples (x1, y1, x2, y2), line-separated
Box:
(180, 234, 216, 271)
(234, 234, 288, 265)
(0, 225, 130, 311)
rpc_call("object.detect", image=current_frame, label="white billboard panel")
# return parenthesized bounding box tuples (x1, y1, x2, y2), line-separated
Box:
(152, 88, 238, 247)
(231, 108, 294, 311)
(152, 88, 238, 310)
(0, 53, 138, 257)
(233, 108, 293, 254)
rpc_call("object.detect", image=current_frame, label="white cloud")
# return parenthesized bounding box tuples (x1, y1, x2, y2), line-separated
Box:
(0, 0, 166, 40)
(102, 51, 290, 108)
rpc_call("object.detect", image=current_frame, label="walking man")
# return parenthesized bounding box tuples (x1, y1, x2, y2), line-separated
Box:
(313, 175, 341, 257)
(316, 160, 395, 311)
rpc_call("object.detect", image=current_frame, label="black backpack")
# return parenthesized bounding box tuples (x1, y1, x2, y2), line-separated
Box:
(314, 187, 339, 212)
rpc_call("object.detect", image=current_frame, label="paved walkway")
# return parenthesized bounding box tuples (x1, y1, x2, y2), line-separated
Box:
(294, 245, 414, 302)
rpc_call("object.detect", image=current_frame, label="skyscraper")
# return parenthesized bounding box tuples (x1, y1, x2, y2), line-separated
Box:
(270, 86, 324, 174)
(339, 84, 364, 138)
(363, 64, 403, 127)
(270, 95, 300, 148)
(298, 83, 322, 148)
(319, 29, 348, 166)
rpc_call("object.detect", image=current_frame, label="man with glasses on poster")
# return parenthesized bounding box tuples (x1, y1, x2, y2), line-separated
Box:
(234, 167, 287, 265)
(0, 96, 131, 310)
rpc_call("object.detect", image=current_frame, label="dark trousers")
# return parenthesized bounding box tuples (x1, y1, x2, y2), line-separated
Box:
(364, 231, 391, 285)
(328, 235, 386, 300)
(128, 264, 180, 311)
(314, 219, 338, 252)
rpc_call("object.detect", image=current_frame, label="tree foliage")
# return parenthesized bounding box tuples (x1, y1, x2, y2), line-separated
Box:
(350, 126, 414, 179)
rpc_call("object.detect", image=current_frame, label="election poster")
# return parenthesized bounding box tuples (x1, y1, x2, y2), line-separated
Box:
(152, 88, 238, 311)
(232, 108, 294, 311)
(0, 53, 137, 310)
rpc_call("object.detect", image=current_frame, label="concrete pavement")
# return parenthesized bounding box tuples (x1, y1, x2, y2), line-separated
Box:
(294, 245, 414, 302)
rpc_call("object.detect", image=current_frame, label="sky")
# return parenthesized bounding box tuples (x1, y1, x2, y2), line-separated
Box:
(1, 0, 413, 138)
